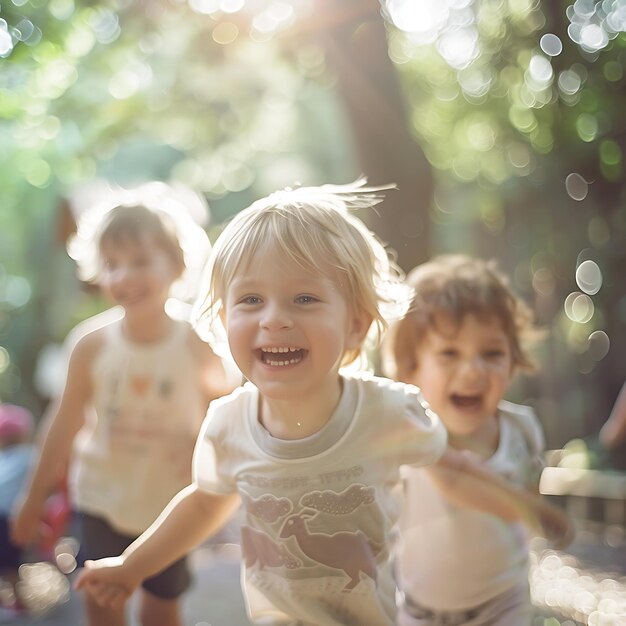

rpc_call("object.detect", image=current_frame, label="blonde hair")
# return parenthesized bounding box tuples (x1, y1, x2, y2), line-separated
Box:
(68, 182, 211, 301)
(194, 180, 411, 366)
(383, 254, 540, 381)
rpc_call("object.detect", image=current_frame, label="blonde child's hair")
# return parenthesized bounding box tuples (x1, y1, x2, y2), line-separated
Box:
(383, 254, 540, 381)
(68, 182, 211, 301)
(194, 179, 411, 366)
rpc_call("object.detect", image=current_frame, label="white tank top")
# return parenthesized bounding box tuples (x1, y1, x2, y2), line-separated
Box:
(70, 319, 206, 535)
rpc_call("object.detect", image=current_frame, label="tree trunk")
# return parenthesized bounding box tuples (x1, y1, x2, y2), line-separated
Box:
(309, 0, 433, 272)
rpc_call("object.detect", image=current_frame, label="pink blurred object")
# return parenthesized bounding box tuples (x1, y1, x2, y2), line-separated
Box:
(0, 403, 34, 440)
(39, 490, 72, 559)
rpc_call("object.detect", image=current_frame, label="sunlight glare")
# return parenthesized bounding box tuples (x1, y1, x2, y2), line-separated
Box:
(189, 0, 220, 15)
(437, 26, 479, 69)
(220, 0, 245, 13)
(0, 19, 14, 57)
(386, 0, 450, 38)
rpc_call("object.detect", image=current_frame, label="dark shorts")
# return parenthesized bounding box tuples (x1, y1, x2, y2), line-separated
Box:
(76, 512, 191, 600)
(0, 515, 23, 569)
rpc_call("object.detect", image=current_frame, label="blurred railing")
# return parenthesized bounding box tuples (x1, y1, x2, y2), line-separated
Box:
(540, 449, 626, 526)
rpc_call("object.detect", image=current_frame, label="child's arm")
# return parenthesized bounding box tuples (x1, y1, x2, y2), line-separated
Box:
(75, 485, 240, 610)
(599, 381, 626, 449)
(426, 446, 574, 548)
(10, 334, 94, 546)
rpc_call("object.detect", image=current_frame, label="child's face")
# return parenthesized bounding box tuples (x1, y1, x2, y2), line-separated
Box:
(223, 248, 367, 402)
(98, 236, 177, 315)
(407, 313, 513, 438)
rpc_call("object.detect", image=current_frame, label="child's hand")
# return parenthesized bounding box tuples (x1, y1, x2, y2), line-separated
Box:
(535, 499, 575, 550)
(74, 557, 139, 610)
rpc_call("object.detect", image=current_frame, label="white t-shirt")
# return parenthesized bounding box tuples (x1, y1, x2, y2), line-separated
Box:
(395, 400, 544, 612)
(193, 373, 447, 626)
(70, 319, 206, 535)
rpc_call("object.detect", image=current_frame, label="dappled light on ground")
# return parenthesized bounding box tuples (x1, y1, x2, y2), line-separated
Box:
(531, 545, 626, 625)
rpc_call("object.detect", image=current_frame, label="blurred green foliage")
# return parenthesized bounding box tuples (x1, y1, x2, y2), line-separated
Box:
(1, 0, 625, 446)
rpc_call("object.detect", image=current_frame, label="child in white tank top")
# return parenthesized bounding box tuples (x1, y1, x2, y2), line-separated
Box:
(11, 183, 238, 626)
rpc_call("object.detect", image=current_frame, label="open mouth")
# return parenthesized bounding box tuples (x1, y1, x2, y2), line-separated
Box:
(450, 394, 482, 410)
(259, 347, 307, 367)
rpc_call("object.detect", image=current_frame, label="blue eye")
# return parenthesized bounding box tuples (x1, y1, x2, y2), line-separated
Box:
(241, 295, 262, 305)
(295, 295, 318, 304)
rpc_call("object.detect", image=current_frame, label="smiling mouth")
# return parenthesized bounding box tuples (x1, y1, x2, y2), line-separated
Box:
(259, 347, 307, 367)
(450, 394, 482, 409)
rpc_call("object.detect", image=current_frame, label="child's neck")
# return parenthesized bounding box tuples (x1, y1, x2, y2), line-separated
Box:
(259, 377, 343, 441)
(121, 309, 173, 344)
(448, 416, 500, 458)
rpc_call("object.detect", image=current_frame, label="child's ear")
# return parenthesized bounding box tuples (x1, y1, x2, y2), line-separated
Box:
(347, 310, 373, 348)
(403, 363, 421, 386)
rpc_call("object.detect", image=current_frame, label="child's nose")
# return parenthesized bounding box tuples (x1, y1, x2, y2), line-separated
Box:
(109, 266, 133, 284)
(458, 357, 485, 381)
(110, 267, 130, 283)
(259, 304, 293, 331)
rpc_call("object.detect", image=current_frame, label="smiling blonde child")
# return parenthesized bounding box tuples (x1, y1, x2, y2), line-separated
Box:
(384, 254, 571, 626)
(75, 183, 571, 626)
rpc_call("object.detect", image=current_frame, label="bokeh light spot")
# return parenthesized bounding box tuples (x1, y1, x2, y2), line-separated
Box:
(49, 0, 75, 20)
(532, 268, 555, 297)
(565, 173, 588, 201)
(0, 19, 14, 57)
(599, 139, 621, 166)
(587, 330, 610, 361)
(189, 0, 220, 14)
(564, 292, 594, 323)
(558, 69, 582, 95)
(540, 33, 563, 56)
(528, 54, 554, 86)
(576, 259, 602, 295)
(576, 113, 598, 142)
(212, 22, 239, 45)
(24, 160, 52, 188)
(3, 275, 33, 307)
(386, 0, 450, 39)
(0, 347, 10, 374)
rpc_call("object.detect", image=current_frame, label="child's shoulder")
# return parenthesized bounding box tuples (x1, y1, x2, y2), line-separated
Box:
(343, 370, 419, 393)
(65, 307, 124, 355)
(202, 382, 255, 432)
(498, 399, 544, 455)
(342, 371, 426, 409)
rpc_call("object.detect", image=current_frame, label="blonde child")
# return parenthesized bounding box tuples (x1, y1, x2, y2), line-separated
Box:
(11, 185, 237, 626)
(383, 254, 568, 626)
(75, 183, 571, 626)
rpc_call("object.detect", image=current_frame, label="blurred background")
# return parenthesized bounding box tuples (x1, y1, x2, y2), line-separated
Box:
(0, 1, 625, 623)
(2, 0, 625, 446)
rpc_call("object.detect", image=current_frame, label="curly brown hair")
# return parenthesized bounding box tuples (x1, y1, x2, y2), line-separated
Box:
(382, 254, 541, 382)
